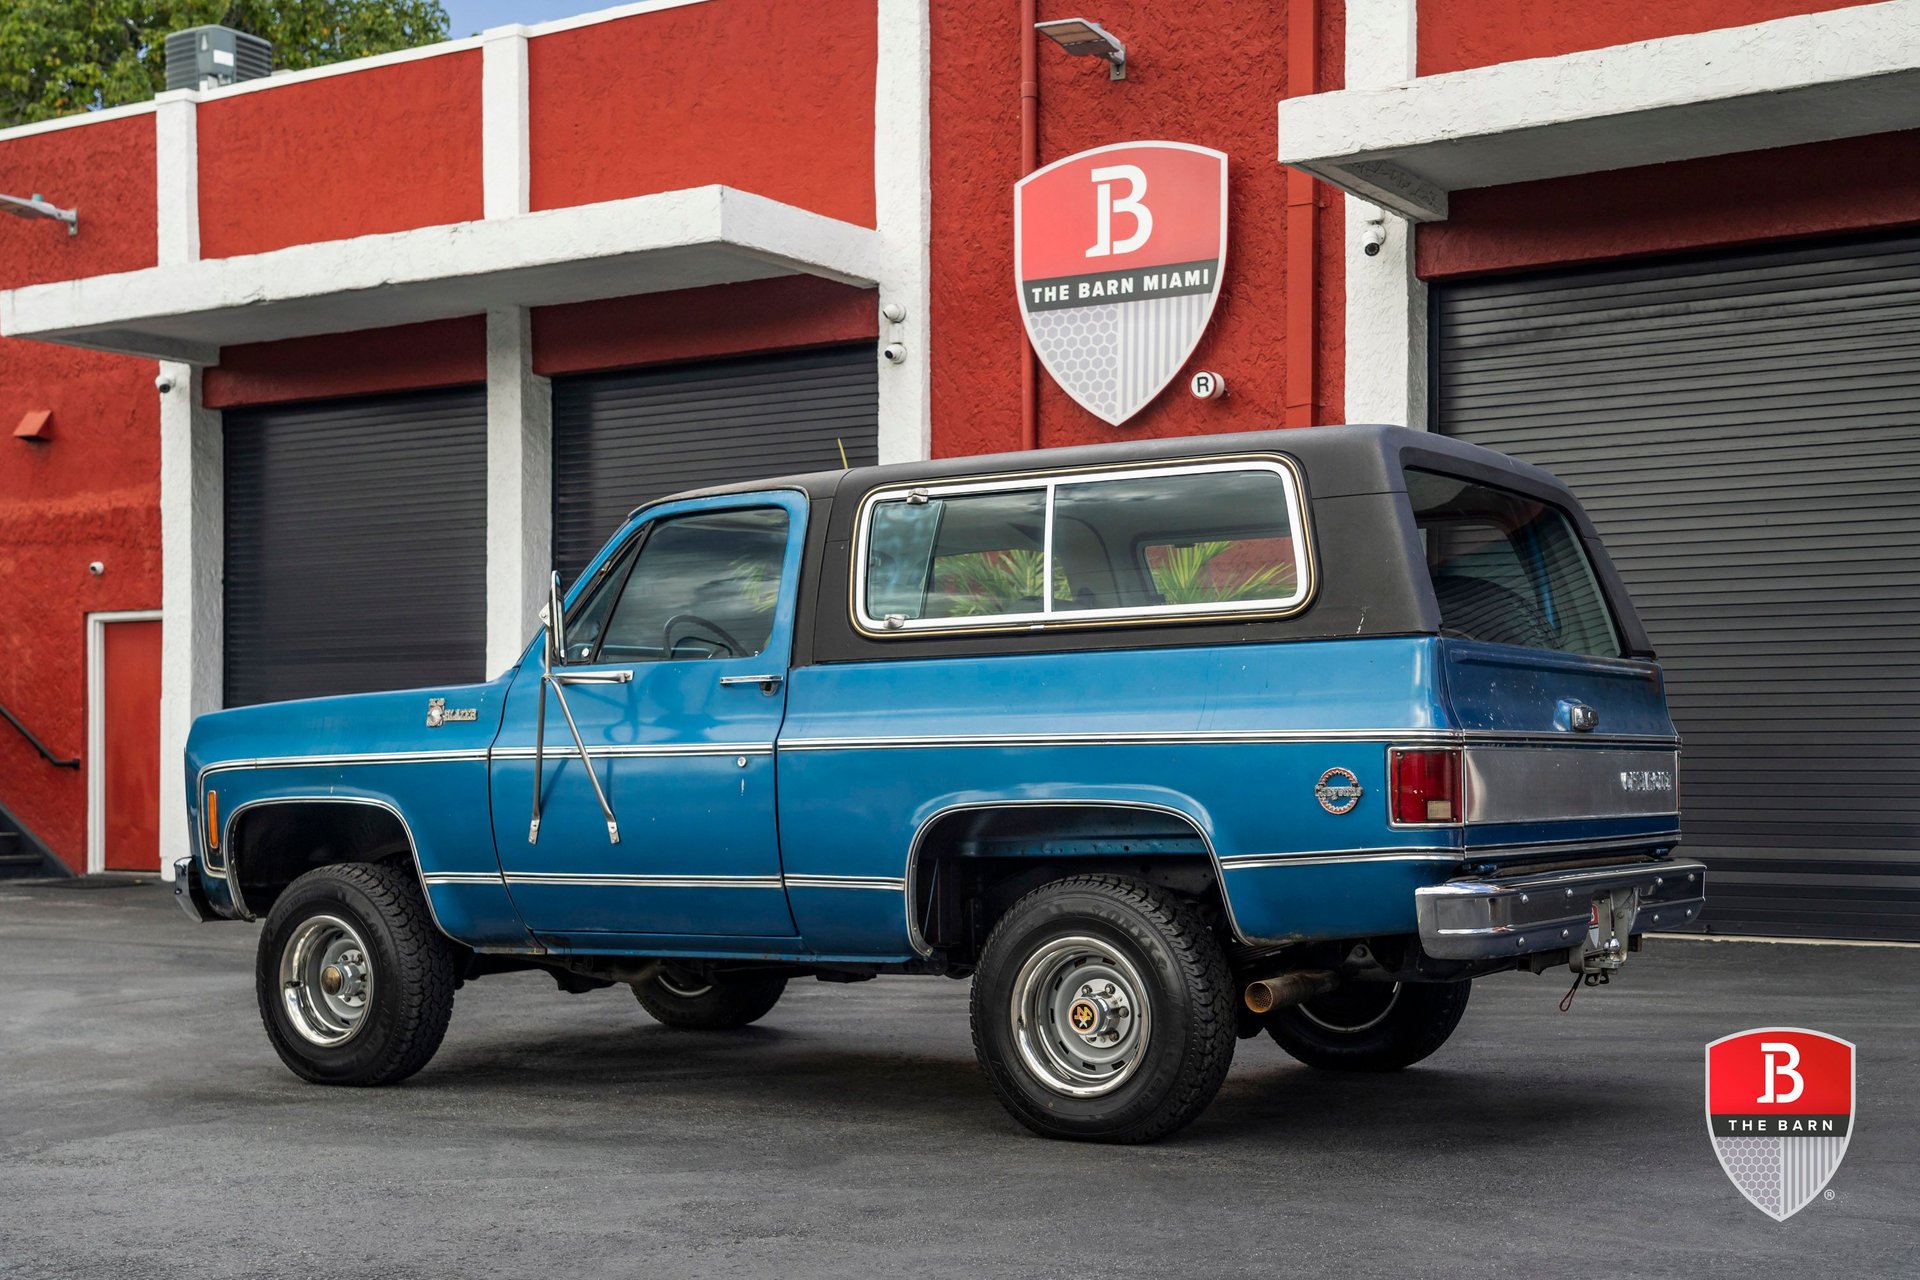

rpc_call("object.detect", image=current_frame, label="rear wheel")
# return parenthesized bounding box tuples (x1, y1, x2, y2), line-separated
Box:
(632, 966, 787, 1029)
(970, 875, 1236, 1143)
(256, 862, 456, 1086)
(1264, 980, 1470, 1072)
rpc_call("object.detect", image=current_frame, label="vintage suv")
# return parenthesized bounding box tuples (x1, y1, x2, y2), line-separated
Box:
(175, 425, 1702, 1142)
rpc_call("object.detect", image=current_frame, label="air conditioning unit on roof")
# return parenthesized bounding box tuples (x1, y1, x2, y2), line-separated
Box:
(164, 26, 273, 93)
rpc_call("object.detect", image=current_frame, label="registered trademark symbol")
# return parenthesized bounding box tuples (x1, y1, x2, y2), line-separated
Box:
(1825, 1190, 1836, 1201)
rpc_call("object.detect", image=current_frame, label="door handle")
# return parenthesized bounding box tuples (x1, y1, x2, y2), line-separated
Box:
(554, 670, 634, 685)
(718, 674, 785, 688)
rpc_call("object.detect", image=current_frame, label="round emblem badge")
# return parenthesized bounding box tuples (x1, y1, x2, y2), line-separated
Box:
(1314, 767, 1364, 815)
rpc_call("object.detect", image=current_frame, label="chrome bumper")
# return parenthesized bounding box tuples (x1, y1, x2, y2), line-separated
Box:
(171, 856, 220, 923)
(1415, 859, 1706, 961)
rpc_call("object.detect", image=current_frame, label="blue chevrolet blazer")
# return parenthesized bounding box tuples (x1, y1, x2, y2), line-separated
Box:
(176, 424, 1701, 1142)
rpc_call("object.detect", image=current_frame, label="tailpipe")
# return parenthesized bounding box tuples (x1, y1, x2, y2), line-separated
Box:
(1244, 969, 1339, 1015)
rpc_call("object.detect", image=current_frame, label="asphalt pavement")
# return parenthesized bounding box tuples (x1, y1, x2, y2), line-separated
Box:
(1, 880, 1915, 1279)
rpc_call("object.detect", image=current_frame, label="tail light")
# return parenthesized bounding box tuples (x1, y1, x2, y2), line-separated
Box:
(1391, 748, 1462, 825)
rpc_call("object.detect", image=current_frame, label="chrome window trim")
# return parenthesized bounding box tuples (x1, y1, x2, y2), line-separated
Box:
(903, 798, 1237, 957)
(850, 454, 1316, 637)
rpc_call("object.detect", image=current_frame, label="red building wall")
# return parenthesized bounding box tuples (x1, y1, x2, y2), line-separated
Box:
(0, 113, 163, 869)
(197, 52, 485, 258)
(529, 0, 877, 228)
(1417, 0, 1881, 76)
(1418, 131, 1920, 280)
(929, 0, 1346, 458)
(533, 277, 876, 376)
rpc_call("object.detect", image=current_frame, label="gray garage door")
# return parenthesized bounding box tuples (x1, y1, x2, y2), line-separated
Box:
(1435, 231, 1920, 941)
(224, 387, 489, 707)
(551, 344, 878, 582)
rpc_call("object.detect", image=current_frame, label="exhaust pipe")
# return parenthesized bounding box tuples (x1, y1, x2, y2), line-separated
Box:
(1244, 969, 1338, 1014)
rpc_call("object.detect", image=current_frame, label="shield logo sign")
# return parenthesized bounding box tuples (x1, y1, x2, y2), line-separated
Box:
(1015, 141, 1227, 426)
(1706, 1028, 1855, 1220)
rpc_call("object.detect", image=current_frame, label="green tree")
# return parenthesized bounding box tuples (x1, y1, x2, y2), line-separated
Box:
(0, 1, 449, 128)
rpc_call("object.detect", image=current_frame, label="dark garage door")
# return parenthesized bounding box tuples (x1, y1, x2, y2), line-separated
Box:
(551, 344, 878, 582)
(224, 387, 489, 707)
(1434, 231, 1920, 941)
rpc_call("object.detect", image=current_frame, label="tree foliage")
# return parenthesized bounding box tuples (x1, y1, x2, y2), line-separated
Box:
(0, 1, 450, 128)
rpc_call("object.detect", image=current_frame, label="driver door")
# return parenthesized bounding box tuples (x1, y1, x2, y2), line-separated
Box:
(490, 491, 805, 943)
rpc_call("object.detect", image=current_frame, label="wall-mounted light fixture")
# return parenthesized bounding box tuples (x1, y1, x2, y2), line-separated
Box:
(0, 192, 77, 236)
(1036, 18, 1126, 81)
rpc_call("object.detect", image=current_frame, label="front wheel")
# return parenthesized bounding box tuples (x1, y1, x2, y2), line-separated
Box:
(255, 863, 457, 1086)
(970, 875, 1236, 1143)
(1264, 980, 1470, 1072)
(632, 966, 787, 1029)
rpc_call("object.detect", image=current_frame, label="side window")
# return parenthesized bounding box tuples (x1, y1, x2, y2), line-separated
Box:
(1405, 469, 1621, 658)
(858, 462, 1309, 632)
(571, 507, 790, 663)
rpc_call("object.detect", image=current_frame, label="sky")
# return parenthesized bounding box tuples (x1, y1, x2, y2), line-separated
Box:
(441, 0, 618, 37)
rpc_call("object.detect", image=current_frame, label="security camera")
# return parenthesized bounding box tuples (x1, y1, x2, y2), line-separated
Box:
(87, 561, 105, 576)
(882, 342, 908, 365)
(1361, 223, 1387, 257)
(881, 302, 907, 324)
(155, 371, 176, 394)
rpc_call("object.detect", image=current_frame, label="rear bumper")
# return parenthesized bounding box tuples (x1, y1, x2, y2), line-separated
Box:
(1415, 859, 1705, 960)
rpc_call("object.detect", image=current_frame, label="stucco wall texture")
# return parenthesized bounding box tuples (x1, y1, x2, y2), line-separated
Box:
(0, 113, 162, 869)
(1418, 131, 1920, 279)
(530, 0, 878, 228)
(1416, 0, 1883, 76)
(930, 0, 1346, 458)
(197, 52, 484, 258)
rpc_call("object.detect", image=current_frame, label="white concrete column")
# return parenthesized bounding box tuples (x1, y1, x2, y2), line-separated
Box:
(872, 0, 932, 464)
(158, 366, 222, 877)
(154, 90, 199, 266)
(1341, 0, 1428, 429)
(485, 308, 552, 675)
(481, 28, 532, 220)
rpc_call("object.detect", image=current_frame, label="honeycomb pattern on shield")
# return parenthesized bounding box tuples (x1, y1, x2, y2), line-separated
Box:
(1714, 1136, 1782, 1215)
(1029, 304, 1121, 419)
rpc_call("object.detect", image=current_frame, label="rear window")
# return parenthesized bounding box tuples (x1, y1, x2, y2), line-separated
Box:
(1405, 469, 1621, 658)
(858, 461, 1310, 633)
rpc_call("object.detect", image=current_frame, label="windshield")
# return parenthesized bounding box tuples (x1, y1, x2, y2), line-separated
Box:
(1405, 469, 1622, 658)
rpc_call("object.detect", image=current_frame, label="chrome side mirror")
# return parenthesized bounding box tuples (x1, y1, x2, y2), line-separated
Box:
(542, 570, 566, 667)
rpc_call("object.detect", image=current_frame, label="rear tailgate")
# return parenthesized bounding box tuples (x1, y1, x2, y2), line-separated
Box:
(1441, 639, 1681, 863)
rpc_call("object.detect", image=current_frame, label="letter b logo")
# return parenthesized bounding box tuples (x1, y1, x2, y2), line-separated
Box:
(1087, 164, 1152, 258)
(1758, 1041, 1804, 1104)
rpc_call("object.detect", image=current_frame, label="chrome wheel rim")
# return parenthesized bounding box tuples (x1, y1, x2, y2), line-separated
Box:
(656, 970, 714, 1000)
(279, 914, 374, 1047)
(1010, 935, 1153, 1099)
(1298, 982, 1401, 1033)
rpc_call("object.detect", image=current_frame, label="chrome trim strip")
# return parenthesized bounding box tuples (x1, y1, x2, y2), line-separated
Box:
(1463, 832, 1683, 859)
(903, 798, 1240, 956)
(1219, 849, 1461, 870)
(216, 795, 477, 947)
(502, 873, 786, 889)
(784, 874, 907, 891)
(420, 872, 505, 885)
(488, 743, 772, 760)
(780, 728, 1680, 752)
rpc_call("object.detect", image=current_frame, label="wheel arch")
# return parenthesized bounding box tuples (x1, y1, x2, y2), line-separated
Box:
(905, 798, 1245, 960)
(224, 795, 448, 938)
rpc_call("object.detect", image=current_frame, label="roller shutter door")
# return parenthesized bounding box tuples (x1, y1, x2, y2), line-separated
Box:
(1435, 231, 1920, 941)
(551, 345, 878, 582)
(224, 387, 488, 707)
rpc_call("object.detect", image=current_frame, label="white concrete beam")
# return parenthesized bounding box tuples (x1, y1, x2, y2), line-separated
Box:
(153, 91, 199, 266)
(2, 186, 888, 363)
(1283, 0, 1920, 222)
(481, 28, 531, 220)
(872, 0, 932, 465)
(1339, 0, 1427, 431)
(157, 365, 222, 878)
(485, 308, 552, 675)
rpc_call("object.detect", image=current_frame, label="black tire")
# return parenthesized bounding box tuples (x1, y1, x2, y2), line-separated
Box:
(255, 862, 456, 1086)
(632, 966, 787, 1029)
(970, 875, 1236, 1143)
(1265, 980, 1470, 1072)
